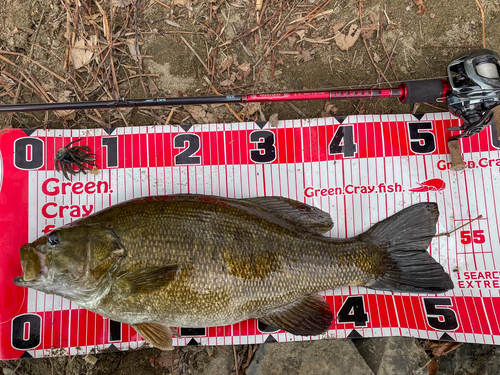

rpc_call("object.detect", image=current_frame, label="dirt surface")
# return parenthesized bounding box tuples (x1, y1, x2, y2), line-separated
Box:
(1, 0, 499, 128)
(1, 0, 500, 374)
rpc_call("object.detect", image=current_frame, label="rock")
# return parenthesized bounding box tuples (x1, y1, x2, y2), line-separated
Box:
(435, 343, 500, 375)
(352, 338, 388, 374)
(375, 337, 429, 375)
(192, 347, 234, 375)
(246, 339, 374, 375)
(84, 354, 98, 365)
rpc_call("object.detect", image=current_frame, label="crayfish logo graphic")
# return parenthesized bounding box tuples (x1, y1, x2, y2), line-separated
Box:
(409, 178, 446, 192)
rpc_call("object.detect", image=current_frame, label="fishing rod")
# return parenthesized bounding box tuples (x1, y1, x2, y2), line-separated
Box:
(1, 49, 499, 171)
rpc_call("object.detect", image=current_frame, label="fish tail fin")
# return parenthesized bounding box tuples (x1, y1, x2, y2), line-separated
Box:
(361, 202, 454, 293)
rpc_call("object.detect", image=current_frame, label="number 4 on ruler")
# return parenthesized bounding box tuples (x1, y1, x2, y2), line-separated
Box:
(329, 125, 357, 157)
(337, 296, 369, 327)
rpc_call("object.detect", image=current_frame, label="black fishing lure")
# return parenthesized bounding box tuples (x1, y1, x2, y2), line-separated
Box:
(54, 139, 97, 180)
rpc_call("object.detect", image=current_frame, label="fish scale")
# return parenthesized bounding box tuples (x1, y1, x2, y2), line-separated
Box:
(14, 195, 454, 349)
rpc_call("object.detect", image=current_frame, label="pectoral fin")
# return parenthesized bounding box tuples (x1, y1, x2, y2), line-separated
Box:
(133, 323, 174, 351)
(259, 294, 333, 336)
(116, 264, 180, 297)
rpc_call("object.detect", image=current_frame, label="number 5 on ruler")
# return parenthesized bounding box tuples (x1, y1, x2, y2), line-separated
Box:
(423, 298, 459, 331)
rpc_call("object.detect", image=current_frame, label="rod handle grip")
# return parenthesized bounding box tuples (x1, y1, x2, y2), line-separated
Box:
(399, 79, 447, 104)
(448, 139, 466, 171)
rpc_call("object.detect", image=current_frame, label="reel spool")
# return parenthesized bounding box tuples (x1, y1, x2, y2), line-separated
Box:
(445, 49, 500, 170)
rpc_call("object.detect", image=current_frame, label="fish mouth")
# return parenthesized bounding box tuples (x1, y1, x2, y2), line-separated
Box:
(13, 244, 48, 286)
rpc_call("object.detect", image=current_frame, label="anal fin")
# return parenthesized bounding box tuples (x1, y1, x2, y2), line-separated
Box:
(258, 294, 333, 336)
(133, 323, 174, 351)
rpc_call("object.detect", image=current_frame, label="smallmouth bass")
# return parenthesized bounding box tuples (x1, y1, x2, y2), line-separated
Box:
(14, 195, 454, 350)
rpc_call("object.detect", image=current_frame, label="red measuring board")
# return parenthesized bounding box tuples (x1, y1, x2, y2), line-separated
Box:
(1, 112, 500, 360)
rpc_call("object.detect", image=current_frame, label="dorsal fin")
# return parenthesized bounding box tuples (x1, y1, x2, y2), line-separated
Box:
(244, 197, 333, 235)
(258, 294, 333, 336)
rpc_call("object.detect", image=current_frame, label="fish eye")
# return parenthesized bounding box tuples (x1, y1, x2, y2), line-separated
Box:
(48, 232, 59, 246)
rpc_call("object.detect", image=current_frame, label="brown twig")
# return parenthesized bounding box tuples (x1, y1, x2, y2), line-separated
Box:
(203, 76, 243, 122)
(96, 1, 120, 99)
(0, 52, 66, 82)
(233, 345, 240, 374)
(133, 0, 148, 97)
(436, 215, 483, 237)
(379, 32, 398, 81)
(151, 0, 171, 10)
(382, 37, 400, 78)
(218, 4, 284, 48)
(475, 0, 486, 48)
(180, 36, 211, 75)
(257, 0, 329, 65)
(358, 1, 391, 85)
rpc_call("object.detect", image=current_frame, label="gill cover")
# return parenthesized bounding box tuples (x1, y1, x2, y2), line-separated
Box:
(14, 225, 126, 302)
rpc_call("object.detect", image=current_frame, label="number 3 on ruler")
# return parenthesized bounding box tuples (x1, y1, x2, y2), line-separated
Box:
(250, 130, 276, 163)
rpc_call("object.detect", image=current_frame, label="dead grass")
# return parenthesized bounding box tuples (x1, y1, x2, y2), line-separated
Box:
(0, 0, 493, 128)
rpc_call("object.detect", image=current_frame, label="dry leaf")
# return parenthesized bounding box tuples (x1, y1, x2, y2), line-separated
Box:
(185, 105, 207, 123)
(219, 55, 234, 72)
(269, 113, 279, 128)
(373, 52, 382, 63)
(205, 112, 217, 123)
(166, 20, 181, 28)
(54, 90, 76, 120)
(424, 341, 463, 357)
(0, 73, 15, 91)
(127, 39, 141, 63)
(426, 359, 438, 375)
(360, 23, 378, 39)
(83, 82, 100, 95)
(239, 102, 260, 119)
(12, 26, 18, 34)
(238, 63, 251, 72)
(334, 24, 360, 51)
(88, 35, 100, 63)
(295, 30, 306, 39)
(70, 39, 93, 70)
(112, 0, 133, 7)
(332, 23, 344, 33)
(148, 77, 159, 96)
(219, 79, 233, 87)
(322, 101, 338, 117)
(413, 0, 427, 14)
(89, 166, 99, 175)
(172, 0, 191, 10)
(158, 350, 173, 368)
(297, 49, 313, 62)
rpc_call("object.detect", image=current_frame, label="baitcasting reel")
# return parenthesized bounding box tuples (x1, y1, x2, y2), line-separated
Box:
(400, 49, 500, 170)
(446, 49, 500, 169)
(446, 49, 500, 138)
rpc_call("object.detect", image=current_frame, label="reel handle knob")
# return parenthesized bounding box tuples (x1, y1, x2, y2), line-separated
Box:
(494, 106, 500, 141)
(448, 139, 466, 171)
